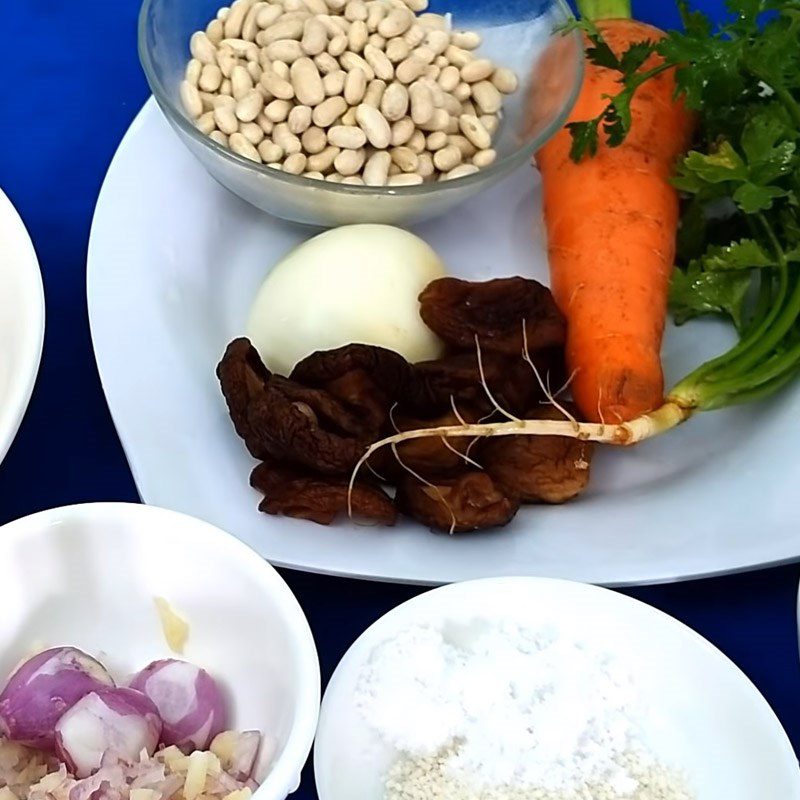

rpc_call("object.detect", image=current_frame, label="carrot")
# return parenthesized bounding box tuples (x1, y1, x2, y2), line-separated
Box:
(534, 0, 694, 423)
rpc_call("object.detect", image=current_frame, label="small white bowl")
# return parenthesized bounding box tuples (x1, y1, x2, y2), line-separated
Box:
(0, 503, 320, 800)
(315, 577, 800, 800)
(0, 188, 45, 466)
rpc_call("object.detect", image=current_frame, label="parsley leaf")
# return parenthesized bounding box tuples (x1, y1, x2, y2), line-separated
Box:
(670, 268, 753, 329)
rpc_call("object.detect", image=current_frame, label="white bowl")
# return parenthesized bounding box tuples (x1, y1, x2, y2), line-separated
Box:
(0, 503, 320, 800)
(315, 577, 800, 800)
(0, 188, 45, 466)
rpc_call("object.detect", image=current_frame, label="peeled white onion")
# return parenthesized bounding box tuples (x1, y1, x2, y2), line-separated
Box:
(129, 660, 227, 751)
(54, 688, 162, 777)
(247, 224, 447, 376)
(0, 647, 114, 749)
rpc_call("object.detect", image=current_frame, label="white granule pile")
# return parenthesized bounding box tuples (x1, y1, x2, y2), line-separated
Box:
(355, 621, 694, 800)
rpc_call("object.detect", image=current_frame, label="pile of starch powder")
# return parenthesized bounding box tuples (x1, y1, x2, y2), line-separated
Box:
(355, 621, 693, 800)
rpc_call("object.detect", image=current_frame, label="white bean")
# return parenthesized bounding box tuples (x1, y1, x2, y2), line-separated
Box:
(230, 131, 262, 161)
(328, 32, 348, 55)
(288, 104, 313, 133)
(273, 123, 303, 154)
(230, 64, 253, 99)
(312, 94, 347, 126)
(445, 44, 473, 68)
(260, 17, 305, 45)
(323, 69, 346, 95)
(385, 36, 409, 63)
(180, 80, 203, 118)
(236, 88, 265, 120)
(302, 125, 328, 153)
(390, 145, 418, 172)
(472, 80, 502, 114)
(340, 51, 375, 80)
(213, 94, 236, 109)
(224, 0, 252, 39)
(190, 32, 217, 64)
(388, 172, 422, 185)
(256, 111, 274, 133)
(480, 114, 499, 135)
(326, 172, 344, 182)
(448, 133, 476, 158)
(450, 30, 481, 50)
(472, 148, 496, 168)
(240, 120, 266, 143)
(257, 4, 283, 28)
(433, 143, 461, 171)
(438, 65, 460, 92)
(220, 38, 259, 59)
(460, 58, 494, 84)
(403, 24, 425, 48)
(363, 78, 386, 107)
(491, 67, 518, 94)
(206, 18, 225, 45)
(328, 125, 368, 148)
(366, 1, 387, 32)
(424, 29, 449, 55)
(425, 130, 447, 150)
(196, 110, 217, 134)
(363, 150, 391, 185)
(356, 103, 391, 148)
(242, 2, 265, 42)
(395, 55, 425, 84)
(247, 60, 262, 81)
(307, 144, 340, 171)
(403, 0, 428, 11)
(407, 128, 425, 154)
(362, 44, 394, 80)
(314, 51, 341, 74)
(260, 67, 295, 99)
(283, 152, 308, 173)
(265, 98, 292, 121)
(443, 163, 479, 180)
(334, 147, 366, 175)
(409, 81, 433, 124)
(380, 81, 408, 121)
(453, 81, 471, 101)
(391, 116, 414, 145)
(348, 19, 369, 52)
(344, 67, 367, 105)
(258, 139, 284, 162)
(417, 107, 449, 132)
(458, 113, 490, 149)
(209, 130, 229, 146)
(368, 32, 385, 49)
(345, 0, 368, 21)
(186, 58, 202, 86)
(417, 151, 434, 178)
(291, 57, 325, 105)
(272, 60, 290, 79)
(378, 7, 412, 38)
(266, 39, 305, 62)
(341, 175, 365, 184)
(214, 102, 239, 133)
(304, 170, 325, 179)
(302, 17, 329, 54)
(417, 12, 446, 30)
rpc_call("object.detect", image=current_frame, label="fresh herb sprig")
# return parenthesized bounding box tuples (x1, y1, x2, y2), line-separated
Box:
(570, 0, 800, 412)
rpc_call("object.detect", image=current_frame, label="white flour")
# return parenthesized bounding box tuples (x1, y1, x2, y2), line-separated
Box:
(355, 621, 692, 799)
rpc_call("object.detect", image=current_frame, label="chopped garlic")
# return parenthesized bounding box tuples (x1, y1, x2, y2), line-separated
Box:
(210, 732, 236, 769)
(222, 790, 252, 800)
(154, 597, 190, 654)
(0, 787, 19, 800)
(161, 746, 186, 771)
(130, 790, 159, 800)
(183, 751, 209, 800)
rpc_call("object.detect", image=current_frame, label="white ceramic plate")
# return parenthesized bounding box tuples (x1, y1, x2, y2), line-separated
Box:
(314, 578, 800, 800)
(88, 99, 800, 586)
(0, 503, 320, 800)
(0, 189, 44, 466)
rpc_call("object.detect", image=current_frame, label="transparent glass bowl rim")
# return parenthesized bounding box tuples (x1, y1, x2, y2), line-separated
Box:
(137, 0, 583, 199)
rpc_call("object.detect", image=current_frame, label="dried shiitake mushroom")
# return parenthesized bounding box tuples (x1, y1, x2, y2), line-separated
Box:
(419, 277, 566, 356)
(391, 408, 483, 478)
(481, 406, 594, 504)
(251, 461, 396, 526)
(216, 338, 272, 458)
(396, 471, 520, 533)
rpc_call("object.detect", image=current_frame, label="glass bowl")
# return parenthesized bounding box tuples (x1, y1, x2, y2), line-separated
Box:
(139, 0, 582, 227)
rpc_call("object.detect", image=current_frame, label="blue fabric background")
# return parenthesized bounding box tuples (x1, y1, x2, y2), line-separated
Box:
(0, 1, 798, 795)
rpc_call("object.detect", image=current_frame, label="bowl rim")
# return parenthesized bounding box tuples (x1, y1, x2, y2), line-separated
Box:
(0, 502, 321, 800)
(137, 0, 583, 197)
(0, 189, 45, 467)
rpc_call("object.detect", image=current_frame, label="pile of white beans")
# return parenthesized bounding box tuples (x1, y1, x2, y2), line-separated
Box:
(180, 0, 519, 186)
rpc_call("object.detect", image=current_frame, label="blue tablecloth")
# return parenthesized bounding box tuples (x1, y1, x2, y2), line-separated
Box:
(1, 1, 797, 795)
